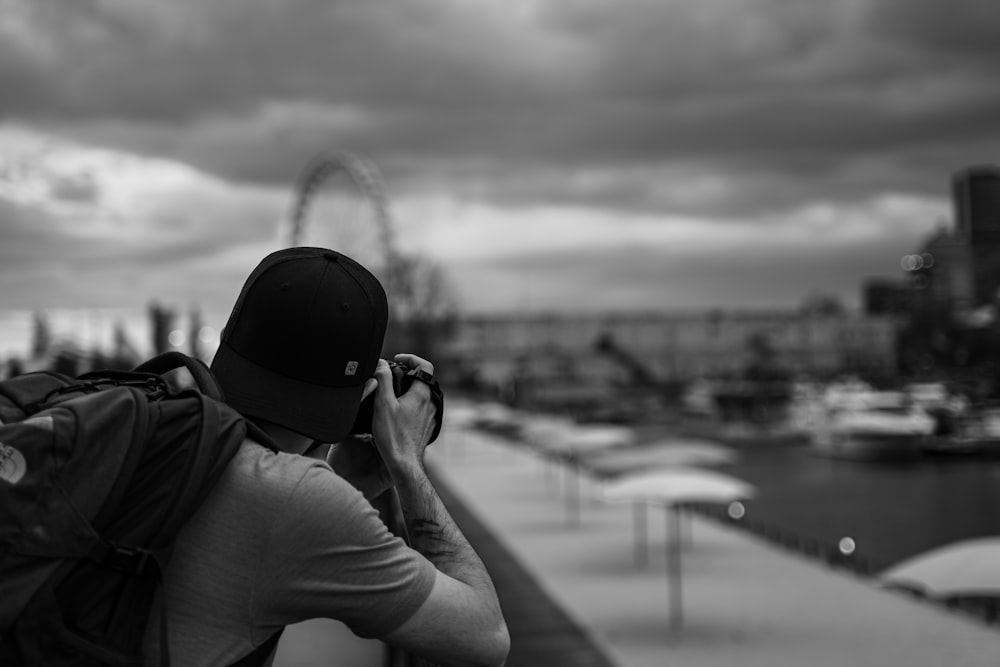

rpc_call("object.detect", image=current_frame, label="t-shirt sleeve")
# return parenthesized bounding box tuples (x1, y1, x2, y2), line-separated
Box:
(254, 462, 436, 639)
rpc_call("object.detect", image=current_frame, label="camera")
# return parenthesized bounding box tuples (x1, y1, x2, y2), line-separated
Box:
(350, 361, 409, 436)
(349, 361, 444, 444)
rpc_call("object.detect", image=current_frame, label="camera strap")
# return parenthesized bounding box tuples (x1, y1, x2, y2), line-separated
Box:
(405, 369, 445, 444)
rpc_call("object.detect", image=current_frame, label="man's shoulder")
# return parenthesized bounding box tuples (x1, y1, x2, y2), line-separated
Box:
(237, 437, 314, 467)
(231, 438, 320, 479)
(226, 439, 357, 506)
(218, 440, 382, 558)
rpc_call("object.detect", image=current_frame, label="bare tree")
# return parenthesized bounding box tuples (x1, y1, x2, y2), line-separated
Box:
(30, 312, 51, 359)
(384, 252, 459, 362)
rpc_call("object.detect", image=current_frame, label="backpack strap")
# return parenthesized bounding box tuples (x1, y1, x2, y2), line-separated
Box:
(404, 368, 445, 444)
(243, 421, 280, 453)
(133, 352, 225, 402)
(132, 353, 279, 455)
(127, 353, 283, 453)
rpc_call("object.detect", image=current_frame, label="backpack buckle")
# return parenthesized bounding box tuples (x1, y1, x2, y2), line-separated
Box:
(142, 377, 169, 401)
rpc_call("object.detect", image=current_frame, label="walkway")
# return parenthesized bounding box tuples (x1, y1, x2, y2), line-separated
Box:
(427, 410, 1000, 667)
(430, 464, 618, 667)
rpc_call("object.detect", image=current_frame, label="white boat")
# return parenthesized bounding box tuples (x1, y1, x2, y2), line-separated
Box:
(808, 382, 935, 462)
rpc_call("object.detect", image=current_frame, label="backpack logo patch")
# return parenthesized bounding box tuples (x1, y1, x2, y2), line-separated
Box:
(0, 442, 26, 485)
(345, 361, 359, 376)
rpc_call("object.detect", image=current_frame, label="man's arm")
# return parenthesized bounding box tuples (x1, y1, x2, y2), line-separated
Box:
(371, 355, 509, 667)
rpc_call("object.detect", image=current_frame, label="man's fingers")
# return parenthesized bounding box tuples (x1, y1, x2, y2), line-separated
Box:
(393, 353, 434, 375)
(391, 354, 435, 400)
(373, 359, 397, 404)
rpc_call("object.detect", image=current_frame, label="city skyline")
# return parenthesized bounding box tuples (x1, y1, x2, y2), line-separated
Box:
(2, 0, 999, 317)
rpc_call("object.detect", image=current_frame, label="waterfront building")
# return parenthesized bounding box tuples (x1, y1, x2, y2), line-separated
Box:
(862, 279, 912, 317)
(443, 309, 898, 394)
(890, 166, 1000, 381)
(952, 165, 1000, 306)
(902, 165, 1000, 313)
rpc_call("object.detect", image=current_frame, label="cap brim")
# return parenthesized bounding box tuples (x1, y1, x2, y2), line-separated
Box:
(211, 342, 365, 443)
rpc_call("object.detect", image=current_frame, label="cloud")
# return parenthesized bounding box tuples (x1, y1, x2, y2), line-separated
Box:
(408, 192, 946, 312)
(0, 127, 286, 316)
(0, 0, 567, 120)
(865, 0, 1000, 62)
(0, 0, 996, 320)
(0, 126, 948, 319)
(0, 0, 993, 223)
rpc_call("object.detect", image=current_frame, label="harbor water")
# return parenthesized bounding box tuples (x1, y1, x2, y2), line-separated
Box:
(709, 443, 1000, 573)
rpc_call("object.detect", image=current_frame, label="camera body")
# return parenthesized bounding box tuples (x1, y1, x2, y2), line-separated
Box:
(349, 361, 411, 436)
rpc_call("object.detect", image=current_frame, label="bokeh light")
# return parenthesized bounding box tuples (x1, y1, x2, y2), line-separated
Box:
(838, 537, 856, 556)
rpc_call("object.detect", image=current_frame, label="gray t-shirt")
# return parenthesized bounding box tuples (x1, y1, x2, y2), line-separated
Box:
(142, 440, 436, 666)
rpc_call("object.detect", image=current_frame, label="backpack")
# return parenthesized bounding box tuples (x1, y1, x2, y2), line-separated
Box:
(0, 352, 278, 667)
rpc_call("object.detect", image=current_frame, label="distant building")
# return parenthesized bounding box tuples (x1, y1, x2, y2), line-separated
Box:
(893, 166, 1000, 382)
(955, 165, 1000, 306)
(907, 166, 1000, 311)
(862, 278, 911, 316)
(444, 309, 898, 393)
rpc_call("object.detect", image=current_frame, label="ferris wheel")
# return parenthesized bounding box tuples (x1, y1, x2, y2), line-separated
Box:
(282, 150, 401, 297)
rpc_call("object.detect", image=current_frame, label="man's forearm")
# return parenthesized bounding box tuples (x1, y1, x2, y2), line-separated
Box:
(393, 466, 499, 599)
(370, 356, 508, 666)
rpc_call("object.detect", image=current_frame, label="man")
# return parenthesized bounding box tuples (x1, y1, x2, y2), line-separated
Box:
(142, 247, 509, 667)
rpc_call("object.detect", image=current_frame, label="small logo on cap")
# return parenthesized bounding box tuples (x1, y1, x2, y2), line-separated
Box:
(345, 361, 359, 376)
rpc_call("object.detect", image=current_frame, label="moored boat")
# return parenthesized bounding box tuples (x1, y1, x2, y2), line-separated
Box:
(808, 383, 935, 462)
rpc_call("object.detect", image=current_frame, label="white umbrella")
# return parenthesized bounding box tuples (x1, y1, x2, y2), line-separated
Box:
(879, 537, 1000, 598)
(552, 424, 635, 526)
(518, 416, 575, 498)
(601, 468, 756, 632)
(472, 401, 519, 430)
(585, 439, 737, 478)
(540, 423, 636, 459)
(601, 468, 755, 506)
(520, 415, 576, 451)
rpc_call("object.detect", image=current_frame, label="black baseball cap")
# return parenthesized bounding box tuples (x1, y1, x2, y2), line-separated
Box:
(211, 247, 389, 443)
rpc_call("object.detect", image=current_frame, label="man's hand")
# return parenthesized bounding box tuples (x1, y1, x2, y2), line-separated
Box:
(370, 354, 438, 480)
(322, 435, 394, 501)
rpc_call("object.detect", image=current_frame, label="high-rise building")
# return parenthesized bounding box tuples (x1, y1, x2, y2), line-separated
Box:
(894, 166, 1000, 378)
(902, 166, 1000, 311)
(950, 165, 1000, 306)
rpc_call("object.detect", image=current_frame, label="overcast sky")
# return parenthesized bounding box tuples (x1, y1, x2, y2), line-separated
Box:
(2, 0, 999, 325)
